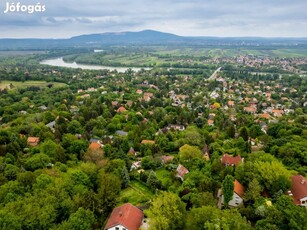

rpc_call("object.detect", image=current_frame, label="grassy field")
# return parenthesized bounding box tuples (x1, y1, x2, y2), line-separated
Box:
(156, 168, 174, 188)
(0, 81, 67, 90)
(118, 180, 154, 206)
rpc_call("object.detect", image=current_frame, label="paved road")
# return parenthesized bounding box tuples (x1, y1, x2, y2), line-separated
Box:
(208, 67, 222, 80)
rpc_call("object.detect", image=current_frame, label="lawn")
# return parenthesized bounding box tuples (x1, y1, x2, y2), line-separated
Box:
(156, 168, 174, 188)
(118, 180, 154, 206)
(0, 80, 67, 90)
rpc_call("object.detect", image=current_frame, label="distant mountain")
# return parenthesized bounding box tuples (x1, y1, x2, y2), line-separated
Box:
(1, 30, 307, 50)
(70, 30, 183, 44)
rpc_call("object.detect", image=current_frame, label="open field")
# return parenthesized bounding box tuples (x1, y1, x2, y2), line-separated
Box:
(0, 80, 67, 90)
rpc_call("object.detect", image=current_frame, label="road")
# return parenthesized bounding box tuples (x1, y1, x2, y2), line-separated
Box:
(208, 67, 222, 80)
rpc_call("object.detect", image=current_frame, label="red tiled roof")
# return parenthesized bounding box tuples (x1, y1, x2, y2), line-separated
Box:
(244, 107, 257, 113)
(161, 155, 174, 164)
(141, 140, 155, 145)
(27, 137, 39, 146)
(261, 113, 270, 119)
(228, 101, 235, 106)
(208, 119, 214, 125)
(88, 142, 101, 151)
(105, 203, 144, 230)
(221, 154, 243, 166)
(291, 175, 307, 205)
(117, 107, 127, 113)
(234, 180, 245, 198)
(176, 164, 189, 179)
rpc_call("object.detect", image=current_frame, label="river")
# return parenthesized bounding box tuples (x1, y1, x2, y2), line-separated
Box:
(40, 57, 150, 73)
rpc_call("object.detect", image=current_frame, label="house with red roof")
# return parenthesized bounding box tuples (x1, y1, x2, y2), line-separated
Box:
(160, 155, 174, 164)
(244, 106, 257, 114)
(176, 164, 189, 181)
(289, 175, 307, 207)
(27, 137, 40, 147)
(141, 140, 155, 145)
(117, 107, 127, 113)
(221, 154, 243, 166)
(207, 119, 214, 126)
(104, 203, 144, 230)
(220, 179, 245, 207)
(228, 100, 235, 107)
(88, 142, 101, 151)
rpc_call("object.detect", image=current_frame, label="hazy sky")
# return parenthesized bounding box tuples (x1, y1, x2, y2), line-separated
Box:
(1, 0, 307, 38)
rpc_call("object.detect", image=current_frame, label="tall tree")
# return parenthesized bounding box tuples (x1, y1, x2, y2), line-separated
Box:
(146, 192, 186, 230)
(244, 178, 262, 203)
(222, 175, 234, 208)
(239, 127, 249, 141)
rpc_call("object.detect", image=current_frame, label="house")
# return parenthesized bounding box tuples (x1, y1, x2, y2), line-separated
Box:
(136, 89, 143, 94)
(88, 142, 101, 151)
(176, 164, 189, 181)
(220, 180, 245, 207)
(117, 107, 127, 113)
(271, 109, 284, 117)
(289, 175, 307, 207)
(160, 155, 174, 164)
(169, 124, 185, 131)
(141, 140, 155, 145)
(228, 100, 235, 107)
(126, 100, 134, 107)
(112, 101, 119, 107)
(221, 154, 243, 166)
(143, 95, 151, 102)
(115, 130, 128, 136)
(208, 119, 214, 126)
(202, 145, 210, 161)
(128, 147, 136, 156)
(244, 106, 257, 114)
(46, 121, 56, 132)
(105, 203, 144, 230)
(27, 137, 39, 147)
(38, 105, 48, 111)
(130, 161, 142, 171)
(261, 113, 271, 119)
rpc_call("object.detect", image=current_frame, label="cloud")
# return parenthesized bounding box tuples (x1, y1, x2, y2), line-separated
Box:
(0, 0, 306, 38)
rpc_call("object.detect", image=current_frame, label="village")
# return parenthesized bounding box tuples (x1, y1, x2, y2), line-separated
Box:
(0, 52, 306, 229)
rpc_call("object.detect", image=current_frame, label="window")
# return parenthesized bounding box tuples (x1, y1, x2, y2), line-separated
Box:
(115, 227, 119, 230)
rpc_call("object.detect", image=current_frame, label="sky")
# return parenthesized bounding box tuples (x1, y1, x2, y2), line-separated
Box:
(0, 0, 307, 38)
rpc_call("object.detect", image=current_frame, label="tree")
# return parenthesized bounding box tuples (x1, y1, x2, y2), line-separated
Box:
(4, 164, 19, 180)
(184, 127, 204, 146)
(244, 178, 262, 203)
(226, 124, 236, 138)
(254, 160, 291, 194)
(25, 153, 51, 171)
(40, 139, 65, 162)
(58, 208, 95, 230)
(120, 167, 130, 188)
(185, 206, 252, 230)
(146, 192, 186, 230)
(179, 144, 202, 163)
(239, 127, 249, 141)
(0, 210, 21, 230)
(222, 175, 234, 208)
(146, 171, 161, 191)
(97, 172, 121, 215)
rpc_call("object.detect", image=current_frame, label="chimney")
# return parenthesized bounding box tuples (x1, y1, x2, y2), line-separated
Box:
(301, 179, 305, 185)
(119, 211, 123, 217)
